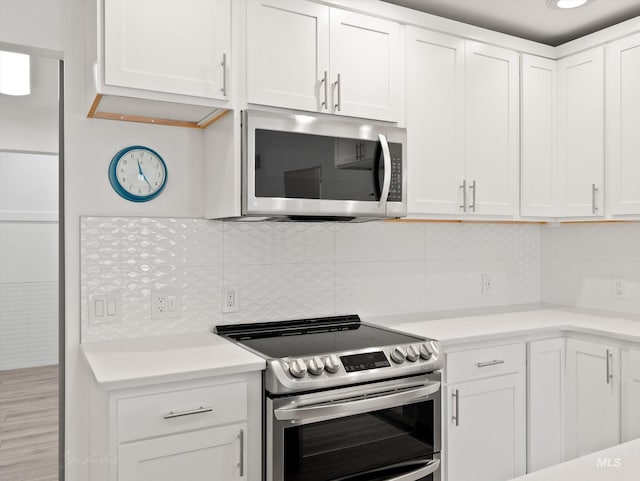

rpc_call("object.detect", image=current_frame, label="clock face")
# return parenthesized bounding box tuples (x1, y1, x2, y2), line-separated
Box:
(108, 146, 167, 202)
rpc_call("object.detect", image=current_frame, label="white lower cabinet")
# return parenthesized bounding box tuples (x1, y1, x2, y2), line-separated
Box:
(445, 343, 526, 481)
(622, 349, 640, 442)
(565, 339, 620, 460)
(89, 372, 261, 481)
(527, 338, 565, 472)
(118, 424, 246, 481)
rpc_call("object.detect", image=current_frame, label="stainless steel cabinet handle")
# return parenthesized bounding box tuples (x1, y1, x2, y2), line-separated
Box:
(386, 459, 441, 481)
(606, 349, 613, 384)
(452, 389, 459, 426)
(163, 406, 213, 419)
(221, 53, 227, 96)
(477, 360, 505, 368)
(460, 180, 467, 212)
(238, 429, 244, 477)
(321, 70, 328, 110)
(469, 180, 477, 212)
(592, 183, 599, 214)
(335, 73, 341, 111)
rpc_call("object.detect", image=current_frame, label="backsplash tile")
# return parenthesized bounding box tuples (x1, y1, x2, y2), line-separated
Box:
(81, 217, 541, 342)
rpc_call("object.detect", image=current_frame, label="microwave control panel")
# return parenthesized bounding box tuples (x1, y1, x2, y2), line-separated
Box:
(388, 143, 403, 202)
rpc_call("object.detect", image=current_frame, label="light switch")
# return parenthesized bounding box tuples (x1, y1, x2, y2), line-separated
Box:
(106, 298, 117, 316)
(95, 299, 105, 317)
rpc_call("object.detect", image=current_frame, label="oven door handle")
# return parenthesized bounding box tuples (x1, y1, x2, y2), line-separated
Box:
(332, 458, 440, 481)
(274, 382, 440, 422)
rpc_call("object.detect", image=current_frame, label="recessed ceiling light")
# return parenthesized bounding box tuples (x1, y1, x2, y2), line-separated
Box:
(547, 0, 590, 9)
(0, 51, 31, 96)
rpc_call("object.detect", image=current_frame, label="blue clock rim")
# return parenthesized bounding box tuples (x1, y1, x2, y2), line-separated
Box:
(108, 145, 168, 203)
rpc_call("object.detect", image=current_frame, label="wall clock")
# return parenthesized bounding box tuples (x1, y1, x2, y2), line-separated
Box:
(108, 145, 167, 202)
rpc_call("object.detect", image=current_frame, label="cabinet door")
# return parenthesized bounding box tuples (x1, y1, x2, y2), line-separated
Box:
(557, 48, 605, 217)
(607, 34, 640, 215)
(405, 28, 466, 215)
(247, 0, 329, 112)
(521, 55, 558, 217)
(104, 0, 231, 99)
(622, 349, 640, 442)
(565, 339, 619, 459)
(527, 338, 565, 472)
(118, 423, 247, 481)
(329, 9, 400, 121)
(447, 375, 526, 481)
(465, 41, 520, 216)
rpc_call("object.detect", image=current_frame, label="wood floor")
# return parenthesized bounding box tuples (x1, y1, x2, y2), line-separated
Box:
(0, 365, 58, 481)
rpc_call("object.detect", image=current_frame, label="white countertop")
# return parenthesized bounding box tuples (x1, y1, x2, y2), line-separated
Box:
(365, 304, 640, 346)
(81, 331, 266, 390)
(511, 438, 640, 481)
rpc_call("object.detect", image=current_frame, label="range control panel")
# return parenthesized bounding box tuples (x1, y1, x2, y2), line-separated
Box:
(341, 351, 390, 372)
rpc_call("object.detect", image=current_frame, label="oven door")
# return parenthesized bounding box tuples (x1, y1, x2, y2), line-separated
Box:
(266, 373, 441, 481)
(243, 109, 406, 219)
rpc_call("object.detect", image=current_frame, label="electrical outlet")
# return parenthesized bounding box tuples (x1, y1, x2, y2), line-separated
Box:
(612, 279, 626, 300)
(151, 289, 183, 319)
(223, 287, 239, 313)
(481, 274, 492, 295)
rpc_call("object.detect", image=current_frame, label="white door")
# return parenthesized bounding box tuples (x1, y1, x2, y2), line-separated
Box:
(607, 33, 640, 215)
(246, 0, 329, 112)
(465, 41, 520, 216)
(557, 48, 605, 217)
(447, 375, 526, 481)
(527, 338, 565, 472)
(329, 8, 400, 121)
(622, 349, 640, 442)
(405, 28, 466, 215)
(521, 55, 558, 218)
(104, 0, 231, 100)
(565, 339, 619, 459)
(118, 424, 246, 481)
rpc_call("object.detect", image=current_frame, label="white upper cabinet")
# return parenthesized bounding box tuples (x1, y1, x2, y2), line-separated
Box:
(521, 55, 558, 217)
(406, 28, 465, 215)
(607, 33, 640, 216)
(328, 9, 400, 120)
(104, 0, 231, 100)
(557, 48, 605, 217)
(247, 0, 401, 122)
(465, 41, 520, 216)
(246, 0, 329, 112)
(406, 31, 519, 217)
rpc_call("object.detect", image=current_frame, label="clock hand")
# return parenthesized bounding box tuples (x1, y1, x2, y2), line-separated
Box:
(137, 159, 154, 189)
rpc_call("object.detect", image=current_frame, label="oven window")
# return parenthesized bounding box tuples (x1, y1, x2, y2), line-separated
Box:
(283, 400, 435, 481)
(255, 129, 395, 201)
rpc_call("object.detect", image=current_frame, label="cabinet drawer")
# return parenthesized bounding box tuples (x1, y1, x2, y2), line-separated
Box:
(117, 382, 247, 443)
(447, 343, 524, 384)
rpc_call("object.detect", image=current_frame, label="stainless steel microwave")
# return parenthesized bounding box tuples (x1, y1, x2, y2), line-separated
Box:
(241, 110, 407, 220)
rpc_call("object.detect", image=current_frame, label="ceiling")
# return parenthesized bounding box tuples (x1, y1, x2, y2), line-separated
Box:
(382, 0, 640, 45)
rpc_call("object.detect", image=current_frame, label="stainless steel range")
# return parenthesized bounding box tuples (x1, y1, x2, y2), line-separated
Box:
(216, 314, 443, 481)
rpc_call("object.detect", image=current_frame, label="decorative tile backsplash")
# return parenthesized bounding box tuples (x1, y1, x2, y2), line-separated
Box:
(81, 217, 541, 342)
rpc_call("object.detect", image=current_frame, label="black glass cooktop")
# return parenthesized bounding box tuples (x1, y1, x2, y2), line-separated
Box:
(215, 315, 425, 359)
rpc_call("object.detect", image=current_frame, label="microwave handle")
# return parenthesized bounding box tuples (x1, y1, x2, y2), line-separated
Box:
(378, 133, 391, 207)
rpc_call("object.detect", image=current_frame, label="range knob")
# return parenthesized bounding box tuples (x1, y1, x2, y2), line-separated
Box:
(308, 356, 325, 376)
(406, 345, 419, 362)
(419, 343, 433, 360)
(289, 359, 308, 378)
(390, 347, 407, 364)
(324, 354, 341, 373)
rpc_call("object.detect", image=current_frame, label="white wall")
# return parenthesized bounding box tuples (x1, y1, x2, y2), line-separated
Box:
(542, 222, 640, 314)
(0, 152, 59, 370)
